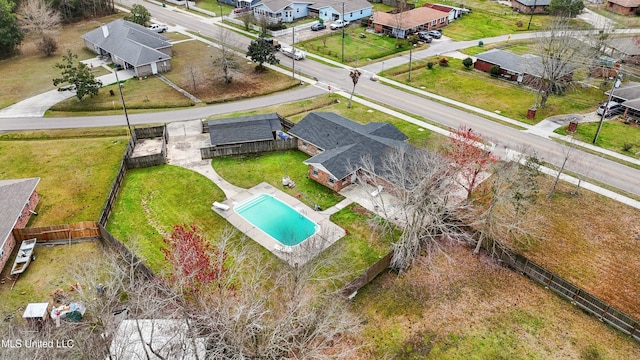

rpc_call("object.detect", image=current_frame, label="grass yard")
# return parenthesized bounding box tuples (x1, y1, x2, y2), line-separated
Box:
(353, 244, 640, 359)
(0, 241, 103, 331)
(298, 28, 417, 66)
(104, 165, 262, 272)
(210, 150, 344, 210)
(555, 119, 640, 158)
(0, 13, 124, 109)
(518, 177, 640, 319)
(586, 4, 640, 29)
(0, 129, 128, 225)
(386, 57, 607, 124)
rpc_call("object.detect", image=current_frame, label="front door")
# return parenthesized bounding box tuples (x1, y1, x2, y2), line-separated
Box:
(151, 62, 158, 74)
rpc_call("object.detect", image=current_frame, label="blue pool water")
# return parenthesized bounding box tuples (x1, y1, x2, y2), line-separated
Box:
(234, 194, 318, 246)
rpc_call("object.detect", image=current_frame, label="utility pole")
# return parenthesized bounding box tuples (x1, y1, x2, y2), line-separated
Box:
(341, 2, 345, 63)
(292, 26, 296, 80)
(593, 71, 622, 144)
(113, 69, 132, 136)
(527, 0, 536, 30)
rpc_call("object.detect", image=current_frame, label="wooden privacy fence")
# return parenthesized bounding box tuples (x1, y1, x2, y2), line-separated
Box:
(201, 138, 298, 159)
(126, 125, 168, 169)
(134, 125, 165, 139)
(493, 246, 640, 342)
(98, 224, 155, 280)
(13, 221, 100, 242)
(340, 251, 393, 298)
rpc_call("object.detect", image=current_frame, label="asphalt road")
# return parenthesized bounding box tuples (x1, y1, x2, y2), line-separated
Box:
(1, 2, 639, 198)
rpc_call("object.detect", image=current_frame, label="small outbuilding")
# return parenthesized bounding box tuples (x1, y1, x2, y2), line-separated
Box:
(23, 303, 50, 327)
(207, 113, 283, 146)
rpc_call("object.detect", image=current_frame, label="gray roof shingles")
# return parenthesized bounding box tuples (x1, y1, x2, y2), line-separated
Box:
(208, 113, 282, 146)
(288, 113, 411, 180)
(82, 19, 171, 67)
(0, 178, 40, 250)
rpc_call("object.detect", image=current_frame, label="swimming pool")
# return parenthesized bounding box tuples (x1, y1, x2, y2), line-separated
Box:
(234, 193, 318, 246)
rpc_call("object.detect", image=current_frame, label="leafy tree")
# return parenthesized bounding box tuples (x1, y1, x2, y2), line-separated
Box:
(125, 4, 151, 26)
(549, 0, 584, 17)
(0, 0, 24, 58)
(462, 57, 473, 69)
(490, 64, 500, 77)
(246, 37, 279, 71)
(163, 224, 228, 295)
(446, 125, 498, 200)
(52, 49, 102, 100)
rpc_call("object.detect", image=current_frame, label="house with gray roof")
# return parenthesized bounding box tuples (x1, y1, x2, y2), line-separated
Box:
(252, 0, 372, 23)
(0, 178, 40, 273)
(511, 0, 551, 14)
(608, 36, 640, 65)
(207, 113, 283, 146)
(82, 19, 172, 78)
(288, 113, 411, 191)
(474, 49, 574, 86)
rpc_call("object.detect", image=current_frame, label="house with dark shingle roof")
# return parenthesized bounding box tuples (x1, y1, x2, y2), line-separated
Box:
(288, 113, 412, 191)
(606, 0, 640, 15)
(474, 49, 574, 86)
(511, 0, 551, 14)
(207, 113, 283, 146)
(82, 19, 172, 78)
(371, 7, 449, 38)
(0, 178, 40, 273)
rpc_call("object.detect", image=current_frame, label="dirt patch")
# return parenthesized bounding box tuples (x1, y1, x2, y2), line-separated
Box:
(131, 138, 163, 158)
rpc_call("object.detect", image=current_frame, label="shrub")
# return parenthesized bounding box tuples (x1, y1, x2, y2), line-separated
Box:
(517, 20, 523, 27)
(622, 143, 633, 152)
(462, 57, 473, 69)
(38, 35, 58, 57)
(490, 64, 500, 77)
(439, 57, 449, 67)
(427, 62, 434, 69)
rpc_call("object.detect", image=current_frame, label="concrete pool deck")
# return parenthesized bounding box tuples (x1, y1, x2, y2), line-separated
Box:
(210, 182, 346, 267)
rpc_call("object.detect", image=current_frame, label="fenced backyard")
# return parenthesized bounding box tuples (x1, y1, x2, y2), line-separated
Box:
(12, 221, 100, 243)
(201, 138, 298, 159)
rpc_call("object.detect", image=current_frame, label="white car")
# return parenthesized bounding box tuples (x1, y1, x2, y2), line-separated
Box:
(148, 24, 168, 33)
(330, 20, 350, 30)
(280, 46, 305, 60)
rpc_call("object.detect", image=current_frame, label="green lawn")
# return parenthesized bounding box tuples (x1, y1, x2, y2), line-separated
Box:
(0, 129, 128, 225)
(555, 119, 640, 158)
(386, 57, 607, 124)
(210, 150, 344, 210)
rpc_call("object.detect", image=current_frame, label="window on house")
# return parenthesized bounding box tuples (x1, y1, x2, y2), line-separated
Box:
(441, 17, 446, 23)
(432, 20, 437, 26)
(312, 168, 318, 176)
(328, 177, 335, 184)
(297, 8, 299, 13)
(301, 141, 307, 147)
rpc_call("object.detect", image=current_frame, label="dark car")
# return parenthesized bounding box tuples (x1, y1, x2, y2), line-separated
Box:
(416, 31, 433, 43)
(311, 23, 326, 31)
(427, 30, 442, 39)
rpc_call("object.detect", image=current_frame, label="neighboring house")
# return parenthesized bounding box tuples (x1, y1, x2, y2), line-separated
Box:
(109, 319, 206, 359)
(511, 0, 551, 14)
(605, 0, 640, 15)
(0, 178, 40, 273)
(474, 49, 574, 86)
(307, 0, 373, 23)
(424, 3, 461, 22)
(252, 0, 314, 23)
(371, 7, 450, 38)
(288, 112, 411, 191)
(207, 113, 283, 146)
(82, 19, 172, 78)
(253, 0, 372, 23)
(605, 81, 640, 103)
(220, 0, 260, 7)
(608, 36, 640, 65)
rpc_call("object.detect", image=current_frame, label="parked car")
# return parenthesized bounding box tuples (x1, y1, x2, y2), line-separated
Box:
(427, 30, 442, 39)
(330, 20, 350, 30)
(148, 24, 168, 33)
(233, 7, 250, 14)
(416, 31, 433, 43)
(596, 101, 624, 117)
(311, 23, 326, 31)
(262, 37, 281, 50)
(281, 46, 305, 60)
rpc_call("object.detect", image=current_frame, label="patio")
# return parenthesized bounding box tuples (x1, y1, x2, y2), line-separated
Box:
(211, 182, 345, 267)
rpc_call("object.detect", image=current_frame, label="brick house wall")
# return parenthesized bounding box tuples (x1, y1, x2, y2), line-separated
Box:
(606, 2, 637, 15)
(0, 190, 39, 275)
(296, 139, 322, 156)
(474, 60, 520, 80)
(308, 167, 350, 191)
(511, 1, 549, 14)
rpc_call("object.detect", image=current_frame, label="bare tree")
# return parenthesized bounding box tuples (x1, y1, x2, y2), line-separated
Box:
(358, 148, 472, 272)
(469, 152, 541, 256)
(17, 0, 61, 35)
(212, 28, 239, 84)
(237, 11, 255, 31)
(347, 69, 361, 108)
(532, 16, 596, 108)
(184, 64, 201, 94)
